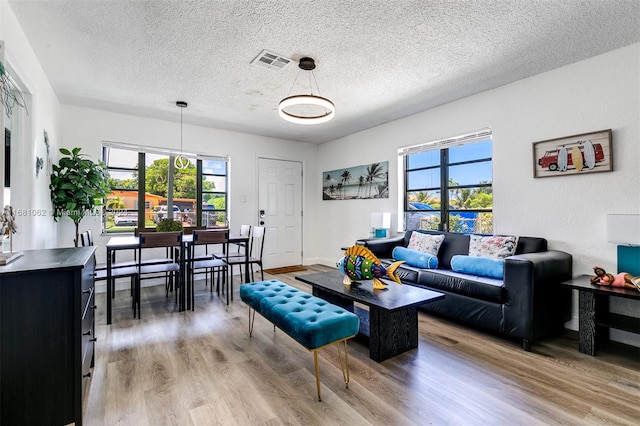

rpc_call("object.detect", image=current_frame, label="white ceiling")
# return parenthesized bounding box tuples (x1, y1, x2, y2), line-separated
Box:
(7, 0, 640, 144)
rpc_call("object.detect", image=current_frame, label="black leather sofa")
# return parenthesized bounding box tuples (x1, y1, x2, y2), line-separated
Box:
(360, 230, 572, 351)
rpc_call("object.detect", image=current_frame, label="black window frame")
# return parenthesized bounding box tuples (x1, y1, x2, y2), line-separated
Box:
(102, 144, 228, 234)
(403, 135, 493, 233)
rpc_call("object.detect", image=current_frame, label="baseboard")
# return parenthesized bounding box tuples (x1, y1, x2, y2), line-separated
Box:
(306, 257, 338, 268)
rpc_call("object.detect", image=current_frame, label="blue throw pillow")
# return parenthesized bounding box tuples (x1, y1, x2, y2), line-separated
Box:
(450, 255, 504, 279)
(393, 246, 438, 269)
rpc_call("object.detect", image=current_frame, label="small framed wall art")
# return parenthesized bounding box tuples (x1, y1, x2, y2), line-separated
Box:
(532, 129, 612, 178)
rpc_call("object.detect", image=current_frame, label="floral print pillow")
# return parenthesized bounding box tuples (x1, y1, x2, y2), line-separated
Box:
(407, 232, 445, 256)
(468, 235, 518, 259)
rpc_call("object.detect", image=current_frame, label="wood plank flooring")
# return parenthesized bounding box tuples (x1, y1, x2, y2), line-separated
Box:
(86, 265, 640, 425)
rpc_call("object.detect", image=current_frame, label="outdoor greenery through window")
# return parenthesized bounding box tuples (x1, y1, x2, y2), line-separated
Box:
(403, 130, 493, 233)
(102, 144, 228, 233)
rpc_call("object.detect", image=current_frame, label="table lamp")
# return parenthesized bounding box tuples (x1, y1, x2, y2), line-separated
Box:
(370, 212, 391, 238)
(606, 214, 640, 276)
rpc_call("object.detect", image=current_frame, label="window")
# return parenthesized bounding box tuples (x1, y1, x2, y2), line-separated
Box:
(402, 129, 493, 233)
(200, 159, 227, 227)
(102, 143, 228, 233)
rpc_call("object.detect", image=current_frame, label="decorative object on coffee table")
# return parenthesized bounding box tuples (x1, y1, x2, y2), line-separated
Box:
(337, 245, 403, 289)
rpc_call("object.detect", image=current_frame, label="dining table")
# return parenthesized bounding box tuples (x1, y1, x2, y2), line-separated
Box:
(105, 232, 250, 324)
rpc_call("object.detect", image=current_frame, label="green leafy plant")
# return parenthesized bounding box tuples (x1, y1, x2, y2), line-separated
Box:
(50, 147, 110, 246)
(156, 218, 184, 232)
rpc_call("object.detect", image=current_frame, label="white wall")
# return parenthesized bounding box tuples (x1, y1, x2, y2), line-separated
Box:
(60, 105, 320, 271)
(0, 2, 62, 250)
(313, 44, 640, 345)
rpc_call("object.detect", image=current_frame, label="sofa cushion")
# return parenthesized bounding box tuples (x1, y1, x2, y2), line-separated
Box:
(407, 231, 444, 256)
(393, 246, 438, 269)
(468, 235, 518, 259)
(436, 232, 471, 269)
(416, 269, 505, 303)
(515, 236, 547, 254)
(402, 230, 471, 270)
(450, 255, 504, 279)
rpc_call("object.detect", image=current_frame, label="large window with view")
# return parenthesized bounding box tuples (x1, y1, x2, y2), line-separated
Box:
(102, 144, 228, 233)
(403, 130, 492, 234)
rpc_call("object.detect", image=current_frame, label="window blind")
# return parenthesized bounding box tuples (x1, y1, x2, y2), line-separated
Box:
(398, 128, 492, 157)
(102, 140, 229, 162)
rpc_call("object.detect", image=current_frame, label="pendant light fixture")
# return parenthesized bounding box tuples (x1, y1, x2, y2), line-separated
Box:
(278, 57, 335, 125)
(175, 101, 190, 170)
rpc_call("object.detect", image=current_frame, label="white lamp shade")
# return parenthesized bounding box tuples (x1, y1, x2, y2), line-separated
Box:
(370, 212, 391, 229)
(606, 214, 640, 245)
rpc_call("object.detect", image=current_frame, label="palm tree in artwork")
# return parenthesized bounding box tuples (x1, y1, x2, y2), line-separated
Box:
(324, 174, 332, 191)
(356, 175, 366, 198)
(340, 170, 352, 199)
(365, 163, 385, 197)
(336, 183, 343, 199)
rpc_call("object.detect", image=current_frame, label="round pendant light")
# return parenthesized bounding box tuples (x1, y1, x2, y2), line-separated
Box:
(175, 101, 190, 170)
(278, 57, 335, 125)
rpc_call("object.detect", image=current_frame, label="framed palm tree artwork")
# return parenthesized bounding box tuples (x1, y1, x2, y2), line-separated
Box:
(322, 161, 389, 200)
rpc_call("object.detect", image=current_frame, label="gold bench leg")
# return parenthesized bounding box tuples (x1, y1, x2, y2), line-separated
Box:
(336, 339, 350, 388)
(314, 350, 322, 401)
(248, 307, 256, 337)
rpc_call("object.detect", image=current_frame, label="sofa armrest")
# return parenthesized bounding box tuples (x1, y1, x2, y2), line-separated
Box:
(360, 235, 406, 259)
(502, 250, 572, 346)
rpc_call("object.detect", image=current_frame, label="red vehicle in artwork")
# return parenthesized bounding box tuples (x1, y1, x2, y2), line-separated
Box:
(538, 142, 604, 171)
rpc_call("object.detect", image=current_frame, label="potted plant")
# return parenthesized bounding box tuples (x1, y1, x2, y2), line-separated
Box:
(50, 147, 110, 247)
(156, 218, 184, 232)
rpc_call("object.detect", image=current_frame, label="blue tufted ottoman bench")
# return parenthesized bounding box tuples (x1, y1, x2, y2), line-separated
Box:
(240, 279, 359, 401)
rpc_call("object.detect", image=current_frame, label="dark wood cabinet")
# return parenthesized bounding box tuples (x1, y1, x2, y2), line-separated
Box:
(0, 247, 96, 425)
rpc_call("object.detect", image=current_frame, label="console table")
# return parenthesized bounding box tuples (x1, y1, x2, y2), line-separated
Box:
(0, 247, 96, 425)
(561, 274, 640, 356)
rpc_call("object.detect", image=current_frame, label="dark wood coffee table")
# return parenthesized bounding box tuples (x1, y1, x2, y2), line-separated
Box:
(296, 270, 444, 362)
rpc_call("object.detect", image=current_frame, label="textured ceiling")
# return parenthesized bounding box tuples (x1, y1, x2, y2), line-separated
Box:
(7, 0, 640, 144)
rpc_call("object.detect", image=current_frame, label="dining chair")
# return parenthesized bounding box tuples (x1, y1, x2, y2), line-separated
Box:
(135, 231, 182, 318)
(81, 230, 140, 316)
(226, 225, 265, 300)
(82, 229, 173, 299)
(212, 224, 251, 281)
(231, 224, 252, 255)
(188, 229, 229, 306)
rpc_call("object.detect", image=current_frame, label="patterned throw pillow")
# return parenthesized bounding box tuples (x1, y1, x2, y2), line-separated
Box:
(407, 232, 445, 256)
(468, 235, 518, 259)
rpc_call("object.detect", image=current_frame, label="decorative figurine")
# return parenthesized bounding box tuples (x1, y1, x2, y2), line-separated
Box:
(591, 266, 640, 291)
(337, 245, 404, 290)
(0, 205, 17, 253)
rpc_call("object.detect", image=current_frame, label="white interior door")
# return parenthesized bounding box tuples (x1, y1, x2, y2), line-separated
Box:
(258, 158, 302, 269)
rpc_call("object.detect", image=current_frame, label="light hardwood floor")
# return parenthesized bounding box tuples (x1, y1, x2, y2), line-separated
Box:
(86, 265, 640, 425)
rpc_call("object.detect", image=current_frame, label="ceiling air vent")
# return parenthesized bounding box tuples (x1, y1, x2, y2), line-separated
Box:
(251, 50, 292, 71)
